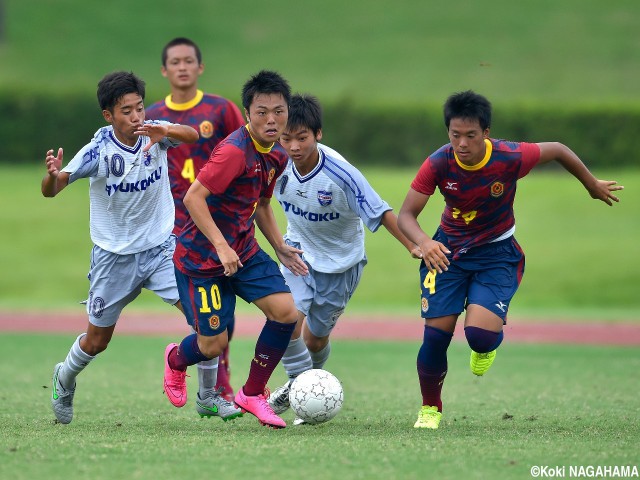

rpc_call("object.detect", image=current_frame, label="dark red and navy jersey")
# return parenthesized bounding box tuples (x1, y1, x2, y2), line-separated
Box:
(411, 138, 540, 257)
(146, 90, 244, 234)
(174, 126, 288, 277)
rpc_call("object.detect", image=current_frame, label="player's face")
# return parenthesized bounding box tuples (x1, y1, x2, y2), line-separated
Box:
(103, 93, 145, 146)
(280, 127, 322, 173)
(447, 117, 489, 166)
(245, 93, 288, 147)
(162, 44, 203, 90)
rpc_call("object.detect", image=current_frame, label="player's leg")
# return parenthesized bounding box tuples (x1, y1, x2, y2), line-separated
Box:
(51, 245, 139, 424)
(464, 305, 504, 376)
(145, 237, 239, 418)
(232, 249, 297, 428)
(303, 261, 364, 370)
(414, 245, 467, 429)
(277, 264, 314, 378)
(162, 269, 241, 420)
(465, 236, 525, 376)
(214, 316, 235, 401)
(268, 312, 307, 414)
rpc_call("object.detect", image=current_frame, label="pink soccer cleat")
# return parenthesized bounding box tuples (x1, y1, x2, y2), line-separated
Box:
(234, 388, 286, 429)
(163, 343, 187, 407)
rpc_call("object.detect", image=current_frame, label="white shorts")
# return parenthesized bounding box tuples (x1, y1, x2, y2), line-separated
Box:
(84, 235, 179, 327)
(281, 258, 366, 338)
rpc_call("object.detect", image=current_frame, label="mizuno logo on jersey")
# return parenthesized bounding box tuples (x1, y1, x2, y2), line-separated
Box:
(279, 201, 340, 222)
(317, 190, 333, 206)
(445, 182, 458, 191)
(495, 301, 508, 312)
(105, 166, 162, 196)
(296, 189, 307, 198)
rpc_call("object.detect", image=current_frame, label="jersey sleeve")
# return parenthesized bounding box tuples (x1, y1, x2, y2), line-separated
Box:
(339, 163, 392, 233)
(197, 143, 245, 194)
(145, 120, 181, 150)
(410, 157, 438, 196)
(61, 140, 100, 183)
(517, 142, 541, 178)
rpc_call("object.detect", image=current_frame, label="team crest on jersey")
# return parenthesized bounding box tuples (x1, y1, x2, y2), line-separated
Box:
(317, 190, 333, 206)
(421, 297, 429, 313)
(490, 181, 504, 198)
(267, 168, 276, 185)
(144, 151, 152, 166)
(199, 121, 214, 139)
(208, 315, 220, 330)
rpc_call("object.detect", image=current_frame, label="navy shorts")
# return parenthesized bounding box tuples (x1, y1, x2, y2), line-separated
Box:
(175, 249, 290, 336)
(419, 231, 525, 323)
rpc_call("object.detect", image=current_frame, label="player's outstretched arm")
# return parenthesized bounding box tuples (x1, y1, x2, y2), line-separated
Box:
(184, 180, 243, 276)
(398, 188, 450, 273)
(138, 123, 199, 152)
(380, 210, 422, 259)
(255, 197, 308, 277)
(41, 148, 70, 197)
(536, 142, 624, 206)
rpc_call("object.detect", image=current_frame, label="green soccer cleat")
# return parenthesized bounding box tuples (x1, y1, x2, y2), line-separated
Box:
(195, 390, 243, 421)
(413, 405, 442, 429)
(267, 379, 292, 414)
(470, 349, 497, 376)
(51, 362, 76, 424)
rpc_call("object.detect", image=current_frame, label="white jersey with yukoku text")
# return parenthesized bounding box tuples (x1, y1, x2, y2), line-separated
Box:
(274, 143, 392, 273)
(61, 121, 180, 255)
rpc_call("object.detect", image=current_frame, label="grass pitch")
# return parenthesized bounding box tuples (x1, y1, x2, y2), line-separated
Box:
(1, 334, 638, 480)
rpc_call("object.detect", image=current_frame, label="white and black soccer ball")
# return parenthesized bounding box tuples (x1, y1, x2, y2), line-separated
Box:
(289, 369, 344, 424)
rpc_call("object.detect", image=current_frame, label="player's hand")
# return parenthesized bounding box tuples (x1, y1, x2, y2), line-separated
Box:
(218, 244, 243, 277)
(420, 239, 450, 274)
(136, 123, 169, 152)
(276, 244, 309, 277)
(45, 148, 63, 175)
(588, 179, 624, 206)
(410, 245, 423, 259)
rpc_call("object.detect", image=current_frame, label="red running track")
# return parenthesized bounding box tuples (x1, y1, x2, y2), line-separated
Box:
(1, 311, 639, 345)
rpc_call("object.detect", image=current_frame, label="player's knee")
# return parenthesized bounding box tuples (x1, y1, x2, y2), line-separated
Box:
(81, 336, 110, 356)
(464, 326, 504, 353)
(306, 336, 327, 353)
(198, 336, 226, 359)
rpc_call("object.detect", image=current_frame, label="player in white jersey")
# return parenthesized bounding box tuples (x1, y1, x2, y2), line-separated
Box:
(268, 94, 421, 421)
(41, 71, 203, 425)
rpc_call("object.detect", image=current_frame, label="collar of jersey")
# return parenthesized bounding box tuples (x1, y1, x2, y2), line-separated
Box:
(292, 147, 325, 183)
(109, 130, 142, 153)
(246, 124, 275, 153)
(164, 90, 204, 111)
(455, 138, 492, 170)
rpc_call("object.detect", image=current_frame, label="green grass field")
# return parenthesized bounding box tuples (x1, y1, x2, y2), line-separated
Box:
(1, 334, 637, 480)
(2, 0, 638, 108)
(3, 164, 637, 320)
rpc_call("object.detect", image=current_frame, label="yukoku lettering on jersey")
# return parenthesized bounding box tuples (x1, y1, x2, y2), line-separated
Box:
(146, 90, 244, 234)
(274, 143, 392, 273)
(174, 126, 288, 277)
(410, 138, 540, 257)
(61, 121, 180, 255)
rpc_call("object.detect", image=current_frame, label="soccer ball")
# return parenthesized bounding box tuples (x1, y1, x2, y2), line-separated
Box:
(288, 369, 344, 424)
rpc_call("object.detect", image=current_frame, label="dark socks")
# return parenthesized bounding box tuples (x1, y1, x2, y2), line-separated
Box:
(170, 333, 210, 371)
(416, 326, 453, 412)
(243, 319, 295, 396)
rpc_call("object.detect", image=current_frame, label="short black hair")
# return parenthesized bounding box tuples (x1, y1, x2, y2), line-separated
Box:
(97, 71, 146, 111)
(443, 90, 492, 131)
(286, 94, 322, 135)
(241, 70, 291, 112)
(161, 37, 202, 66)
